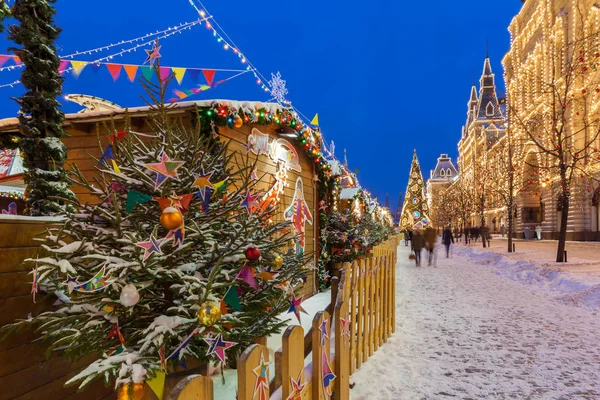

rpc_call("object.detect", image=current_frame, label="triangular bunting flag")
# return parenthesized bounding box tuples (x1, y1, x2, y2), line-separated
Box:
(159, 67, 171, 81)
(171, 68, 186, 85)
(188, 69, 201, 82)
(99, 145, 114, 164)
(123, 65, 138, 82)
(311, 113, 319, 126)
(147, 371, 166, 400)
(173, 89, 187, 99)
(58, 60, 70, 74)
(224, 286, 242, 311)
(70, 61, 88, 78)
(0, 55, 10, 67)
(126, 190, 153, 213)
(106, 64, 122, 82)
(111, 159, 121, 174)
(202, 69, 216, 86)
(12, 56, 22, 65)
(141, 66, 154, 81)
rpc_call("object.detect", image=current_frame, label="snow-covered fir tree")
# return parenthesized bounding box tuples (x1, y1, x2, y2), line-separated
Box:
(2, 67, 309, 392)
(8, 0, 76, 215)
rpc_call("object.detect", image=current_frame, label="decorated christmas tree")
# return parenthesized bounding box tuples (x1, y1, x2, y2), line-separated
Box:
(399, 150, 430, 231)
(1, 63, 310, 395)
(8, 0, 76, 215)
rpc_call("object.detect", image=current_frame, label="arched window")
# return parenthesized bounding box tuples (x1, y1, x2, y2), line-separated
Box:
(440, 169, 445, 177)
(447, 168, 452, 176)
(486, 102, 495, 117)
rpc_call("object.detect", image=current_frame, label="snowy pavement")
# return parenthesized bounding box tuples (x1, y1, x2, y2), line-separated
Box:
(351, 243, 600, 400)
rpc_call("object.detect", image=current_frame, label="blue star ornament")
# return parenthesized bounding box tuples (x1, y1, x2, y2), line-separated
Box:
(136, 235, 164, 261)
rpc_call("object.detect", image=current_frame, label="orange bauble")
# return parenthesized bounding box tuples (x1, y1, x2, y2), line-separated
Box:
(160, 206, 183, 230)
(233, 115, 244, 129)
(117, 383, 145, 400)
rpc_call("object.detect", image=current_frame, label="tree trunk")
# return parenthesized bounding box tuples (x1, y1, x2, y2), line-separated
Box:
(481, 198, 487, 248)
(556, 197, 569, 262)
(507, 200, 514, 253)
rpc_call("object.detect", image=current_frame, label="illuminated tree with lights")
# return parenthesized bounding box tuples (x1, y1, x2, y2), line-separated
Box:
(507, 6, 600, 262)
(399, 151, 430, 231)
(444, 178, 473, 244)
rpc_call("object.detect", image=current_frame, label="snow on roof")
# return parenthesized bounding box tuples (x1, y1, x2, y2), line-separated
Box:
(340, 187, 361, 200)
(0, 100, 287, 132)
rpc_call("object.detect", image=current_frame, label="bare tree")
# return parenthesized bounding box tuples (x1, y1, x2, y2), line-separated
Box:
(508, 7, 600, 262)
(485, 127, 527, 253)
(445, 178, 474, 244)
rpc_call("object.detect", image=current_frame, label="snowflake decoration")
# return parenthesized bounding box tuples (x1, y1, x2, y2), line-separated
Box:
(269, 71, 288, 103)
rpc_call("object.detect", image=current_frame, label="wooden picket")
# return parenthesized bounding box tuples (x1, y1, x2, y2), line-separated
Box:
(166, 236, 399, 400)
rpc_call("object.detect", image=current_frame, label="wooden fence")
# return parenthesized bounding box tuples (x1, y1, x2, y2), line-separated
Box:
(164, 236, 399, 400)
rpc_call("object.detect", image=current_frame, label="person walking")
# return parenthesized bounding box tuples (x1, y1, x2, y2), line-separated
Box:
(411, 228, 425, 267)
(424, 226, 437, 266)
(442, 226, 454, 258)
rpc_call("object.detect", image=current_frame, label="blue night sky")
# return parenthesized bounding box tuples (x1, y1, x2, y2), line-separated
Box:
(0, 0, 524, 210)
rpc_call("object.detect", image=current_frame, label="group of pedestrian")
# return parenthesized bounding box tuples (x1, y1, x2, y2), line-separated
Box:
(407, 226, 454, 267)
(462, 226, 491, 244)
(404, 226, 454, 267)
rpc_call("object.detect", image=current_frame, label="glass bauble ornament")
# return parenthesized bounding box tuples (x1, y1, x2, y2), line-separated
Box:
(160, 206, 183, 230)
(120, 284, 140, 307)
(197, 301, 221, 326)
(117, 383, 145, 400)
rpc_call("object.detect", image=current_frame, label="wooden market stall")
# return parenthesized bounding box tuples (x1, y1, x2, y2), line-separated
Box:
(0, 100, 322, 400)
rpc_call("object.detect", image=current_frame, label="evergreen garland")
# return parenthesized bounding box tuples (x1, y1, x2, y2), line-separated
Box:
(8, 0, 75, 215)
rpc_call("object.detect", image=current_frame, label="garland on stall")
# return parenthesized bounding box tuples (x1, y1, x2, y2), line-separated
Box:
(194, 102, 331, 173)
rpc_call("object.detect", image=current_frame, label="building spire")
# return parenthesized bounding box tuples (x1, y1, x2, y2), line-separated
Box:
(385, 193, 390, 209)
(486, 39, 489, 59)
(343, 148, 348, 167)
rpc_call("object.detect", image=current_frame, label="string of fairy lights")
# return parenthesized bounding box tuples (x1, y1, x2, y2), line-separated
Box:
(0, 15, 212, 88)
(0, 1, 391, 213)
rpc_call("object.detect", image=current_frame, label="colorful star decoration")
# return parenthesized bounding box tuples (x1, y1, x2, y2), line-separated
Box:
(322, 347, 336, 397)
(241, 191, 260, 214)
(136, 235, 164, 261)
(204, 333, 237, 364)
(319, 318, 329, 345)
(144, 39, 162, 66)
(252, 351, 270, 400)
(340, 317, 351, 347)
(286, 372, 308, 400)
(287, 293, 308, 324)
(274, 280, 292, 294)
(144, 152, 184, 189)
(192, 169, 214, 200)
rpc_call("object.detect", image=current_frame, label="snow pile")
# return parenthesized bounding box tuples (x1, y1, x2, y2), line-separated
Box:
(453, 245, 600, 310)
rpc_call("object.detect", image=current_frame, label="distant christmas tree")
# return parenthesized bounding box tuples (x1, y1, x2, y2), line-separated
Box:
(399, 150, 430, 231)
(1, 65, 309, 393)
(8, 0, 75, 215)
